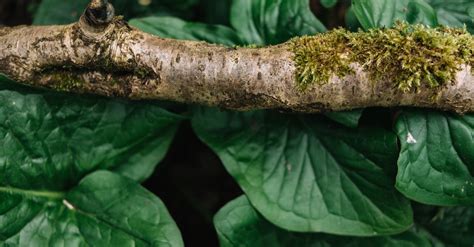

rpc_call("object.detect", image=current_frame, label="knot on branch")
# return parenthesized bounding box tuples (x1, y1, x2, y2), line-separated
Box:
(83, 0, 115, 27)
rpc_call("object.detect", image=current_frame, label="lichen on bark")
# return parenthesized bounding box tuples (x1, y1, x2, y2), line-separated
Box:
(291, 22, 474, 92)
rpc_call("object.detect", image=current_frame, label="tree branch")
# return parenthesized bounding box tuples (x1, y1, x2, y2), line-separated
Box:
(0, 1, 472, 113)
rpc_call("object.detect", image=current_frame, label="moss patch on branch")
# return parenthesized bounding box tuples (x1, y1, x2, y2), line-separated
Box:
(48, 71, 86, 91)
(291, 22, 474, 92)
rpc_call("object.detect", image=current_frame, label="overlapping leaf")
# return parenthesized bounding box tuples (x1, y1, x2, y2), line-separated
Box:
(412, 203, 474, 247)
(215, 195, 429, 247)
(130, 16, 241, 46)
(0, 170, 183, 246)
(131, 0, 329, 46)
(0, 76, 182, 184)
(395, 110, 474, 205)
(427, 0, 474, 33)
(352, 0, 438, 29)
(424, 206, 474, 246)
(0, 76, 183, 245)
(230, 0, 326, 45)
(193, 108, 412, 236)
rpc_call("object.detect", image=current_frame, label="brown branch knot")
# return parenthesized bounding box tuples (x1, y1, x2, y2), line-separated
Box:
(84, 0, 115, 27)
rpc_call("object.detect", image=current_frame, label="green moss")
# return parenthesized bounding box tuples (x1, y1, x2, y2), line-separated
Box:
(49, 72, 84, 91)
(290, 22, 474, 92)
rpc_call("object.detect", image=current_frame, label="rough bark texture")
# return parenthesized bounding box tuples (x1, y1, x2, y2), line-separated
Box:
(0, 2, 473, 113)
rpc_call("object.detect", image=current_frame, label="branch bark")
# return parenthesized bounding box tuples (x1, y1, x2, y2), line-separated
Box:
(0, 1, 473, 113)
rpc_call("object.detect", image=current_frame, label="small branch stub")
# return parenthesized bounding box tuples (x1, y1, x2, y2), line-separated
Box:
(83, 0, 115, 27)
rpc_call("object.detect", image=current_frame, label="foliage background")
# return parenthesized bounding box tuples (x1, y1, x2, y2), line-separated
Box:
(1, 0, 474, 246)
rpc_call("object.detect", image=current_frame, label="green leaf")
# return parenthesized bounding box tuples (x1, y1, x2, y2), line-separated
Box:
(424, 206, 474, 246)
(426, 0, 474, 33)
(230, 0, 326, 45)
(395, 110, 474, 205)
(324, 109, 363, 128)
(0, 170, 183, 246)
(193, 108, 412, 236)
(215, 195, 430, 247)
(321, 0, 339, 8)
(129, 16, 241, 46)
(412, 203, 474, 247)
(352, 0, 438, 29)
(0, 77, 182, 183)
(407, 0, 440, 25)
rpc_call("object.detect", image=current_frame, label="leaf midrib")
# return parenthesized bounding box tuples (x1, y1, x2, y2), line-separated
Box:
(0, 186, 154, 246)
(0, 186, 65, 200)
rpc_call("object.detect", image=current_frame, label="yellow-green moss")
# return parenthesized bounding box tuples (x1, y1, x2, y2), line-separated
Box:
(49, 72, 84, 91)
(290, 22, 474, 92)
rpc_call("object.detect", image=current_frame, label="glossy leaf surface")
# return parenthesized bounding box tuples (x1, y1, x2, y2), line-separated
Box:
(193, 108, 412, 236)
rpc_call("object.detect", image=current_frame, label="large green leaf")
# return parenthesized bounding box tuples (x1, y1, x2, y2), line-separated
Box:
(230, 0, 326, 45)
(413, 203, 474, 247)
(395, 110, 474, 205)
(193, 108, 412, 236)
(426, 0, 474, 33)
(352, 0, 438, 29)
(0, 170, 183, 246)
(130, 16, 241, 46)
(0, 77, 182, 183)
(425, 206, 474, 246)
(215, 195, 430, 247)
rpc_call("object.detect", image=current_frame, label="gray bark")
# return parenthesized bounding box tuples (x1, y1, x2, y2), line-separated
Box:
(0, 0, 472, 113)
